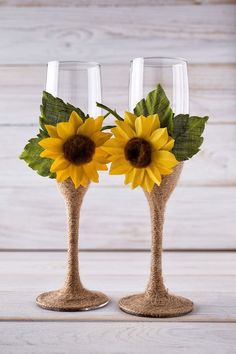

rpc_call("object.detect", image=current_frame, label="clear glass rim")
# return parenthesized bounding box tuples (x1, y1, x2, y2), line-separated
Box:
(131, 56, 188, 66)
(48, 60, 101, 69)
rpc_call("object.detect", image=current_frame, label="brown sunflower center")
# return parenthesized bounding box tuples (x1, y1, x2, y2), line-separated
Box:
(124, 137, 152, 168)
(63, 134, 96, 165)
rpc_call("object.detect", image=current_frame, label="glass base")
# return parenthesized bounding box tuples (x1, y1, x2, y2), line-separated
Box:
(36, 288, 109, 312)
(119, 292, 193, 318)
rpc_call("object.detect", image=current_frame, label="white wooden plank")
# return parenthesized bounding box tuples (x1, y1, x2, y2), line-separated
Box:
(1, 322, 236, 354)
(0, 64, 235, 124)
(1, 0, 235, 6)
(1, 251, 236, 277)
(0, 184, 235, 251)
(1, 291, 236, 322)
(2, 124, 235, 187)
(0, 6, 235, 64)
(0, 252, 236, 322)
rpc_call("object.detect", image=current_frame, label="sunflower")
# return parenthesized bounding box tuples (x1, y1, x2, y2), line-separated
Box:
(102, 112, 179, 192)
(39, 111, 111, 188)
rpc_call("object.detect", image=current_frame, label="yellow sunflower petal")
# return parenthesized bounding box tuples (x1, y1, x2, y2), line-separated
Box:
(155, 150, 179, 169)
(135, 115, 153, 138)
(40, 149, 62, 159)
(146, 164, 162, 186)
(103, 137, 126, 148)
(92, 131, 112, 147)
(93, 148, 109, 164)
(83, 162, 99, 183)
(101, 143, 124, 156)
(77, 117, 96, 136)
(147, 114, 160, 133)
(149, 128, 169, 150)
(56, 166, 71, 183)
(142, 172, 155, 193)
(94, 161, 108, 171)
(124, 111, 136, 128)
(111, 127, 132, 142)
(94, 116, 104, 131)
(154, 162, 173, 175)
(70, 165, 84, 188)
(39, 138, 63, 153)
(131, 168, 145, 189)
(69, 111, 83, 128)
(110, 158, 132, 175)
(50, 156, 70, 173)
(124, 168, 135, 185)
(115, 120, 136, 140)
(80, 176, 89, 188)
(162, 137, 175, 151)
(45, 125, 59, 138)
(56, 121, 75, 140)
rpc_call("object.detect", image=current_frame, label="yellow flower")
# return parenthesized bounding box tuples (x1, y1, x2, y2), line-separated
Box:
(102, 112, 179, 192)
(39, 111, 111, 188)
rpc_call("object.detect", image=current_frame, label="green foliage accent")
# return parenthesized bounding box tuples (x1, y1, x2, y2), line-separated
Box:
(172, 114, 209, 161)
(134, 84, 174, 133)
(133, 83, 208, 161)
(96, 102, 123, 121)
(19, 134, 55, 179)
(40, 91, 87, 131)
(20, 91, 88, 179)
(101, 125, 116, 131)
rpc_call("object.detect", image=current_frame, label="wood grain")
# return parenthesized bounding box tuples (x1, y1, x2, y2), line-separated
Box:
(1, 0, 236, 6)
(0, 6, 235, 64)
(0, 251, 236, 352)
(0, 186, 235, 250)
(0, 252, 236, 322)
(0, 64, 235, 124)
(1, 322, 236, 354)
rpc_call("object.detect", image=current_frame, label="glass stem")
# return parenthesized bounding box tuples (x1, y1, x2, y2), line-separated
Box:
(64, 198, 83, 293)
(57, 180, 87, 294)
(144, 188, 168, 299)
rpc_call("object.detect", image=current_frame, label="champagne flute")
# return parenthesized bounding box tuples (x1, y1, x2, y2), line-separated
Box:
(119, 57, 193, 318)
(36, 61, 109, 311)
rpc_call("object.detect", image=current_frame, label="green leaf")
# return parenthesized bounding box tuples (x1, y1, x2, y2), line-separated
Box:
(19, 137, 55, 179)
(134, 84, 174, 133)
(101, 125, 116, 131)
(172, 114, 209, 161)
(40, 91, 86, 130)
(20, 91, 90, 179)
(96, 102, 123, 121)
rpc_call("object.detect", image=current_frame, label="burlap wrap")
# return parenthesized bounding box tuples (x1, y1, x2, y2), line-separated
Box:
(36, 179, 109, 311)
(119, 163, 194, 317)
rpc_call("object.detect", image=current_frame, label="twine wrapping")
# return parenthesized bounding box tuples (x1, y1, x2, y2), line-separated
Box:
(36, 178, 109, 311)
(57, 179, 88, 295)
(119, 163, 194, 317)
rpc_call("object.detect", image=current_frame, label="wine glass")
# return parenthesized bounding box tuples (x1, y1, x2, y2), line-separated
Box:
(36, 61, 109, 311)
(119, 57, 193, 318)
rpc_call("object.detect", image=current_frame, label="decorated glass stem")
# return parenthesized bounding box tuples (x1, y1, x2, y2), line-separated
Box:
(20, 61, 112, 311)
(119, 163, 193, 317)
(36, 179, 109, 311)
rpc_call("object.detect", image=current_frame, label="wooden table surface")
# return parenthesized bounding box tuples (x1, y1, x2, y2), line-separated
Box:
(0, 1, 235, 353)
(0, 250, 235, 354)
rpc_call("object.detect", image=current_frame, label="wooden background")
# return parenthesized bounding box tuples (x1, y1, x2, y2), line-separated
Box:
(0, 0, 235, 251)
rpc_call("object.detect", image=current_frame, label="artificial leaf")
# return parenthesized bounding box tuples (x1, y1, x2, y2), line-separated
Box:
(96, 102, 123, 121)
(40, 91, 86, 130)
(101, 125, 116, 131)
(134, 84, 174, 133)
(172, 114, 208, 161)
(20, 136, 55, 178)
